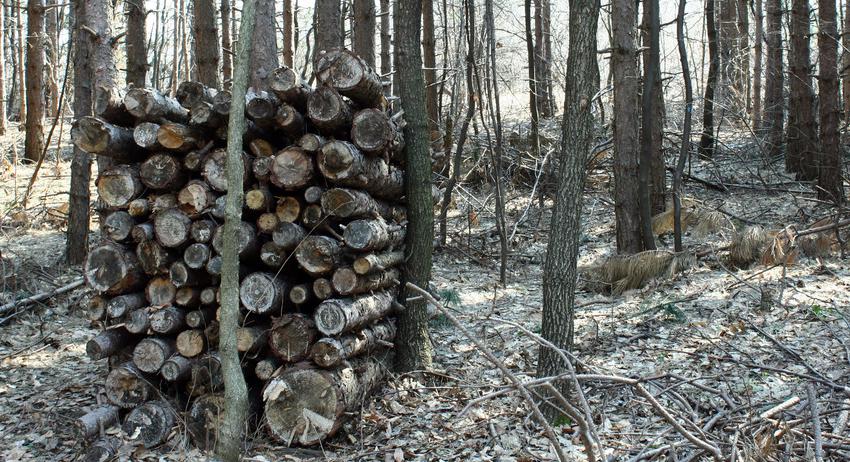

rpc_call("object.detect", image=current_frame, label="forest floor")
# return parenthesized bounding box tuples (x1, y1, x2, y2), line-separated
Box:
(1, 126, 849, 461)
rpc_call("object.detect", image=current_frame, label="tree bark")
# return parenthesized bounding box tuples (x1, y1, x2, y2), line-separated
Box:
(422, 0, 438, 141)
(353, 0, 376, 68)
(638, 0, 660, 250)
(221, 0, 231, 85)
(817, 0, 845, 203)
(343, 218, 405, 251)
(752, 0, 763, 129)
(249, 0, 277, 89)
(786, 0, 818, 180)
(537, 0, 598, 420)
(379, 0, 391, 96)
(762, 0, 784, 157)
(105, 362, 156, 408)
(86, 327, 137, 360)
(0, 3, 6, 134)
(106, 292, 146, 318)
(314, 0, 342, 61)
(193, 0, 220, 87)
(24, 0, 45, 162)
(125, 0, 146, 87)
(332, 267, 400, 295)
(353, 250, 405, 275)
(699, 0, 719, 159)
(76, 406, 120, 440)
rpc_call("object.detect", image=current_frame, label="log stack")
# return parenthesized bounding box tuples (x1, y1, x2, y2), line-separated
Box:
(74, 49, 406, 451)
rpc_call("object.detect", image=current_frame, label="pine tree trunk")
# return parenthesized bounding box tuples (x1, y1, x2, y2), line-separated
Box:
(16, 0, 25, 124)
(762, 0, 784, 157)
(698, 0, 719, 159)
(221, 0, 231, 85)
(0, 3, 6, 134)
(44, 0, 58, 118)
(641, 0, 665, 215)
(315, 0, 342, 61)
(125, 0, 146, 87)
(611, 0, 642, 254)
(282, 0, 293, 67)
(752, 0, 762, 129)
(352, 0, 375, 68)
(786, 0, 818, 180)
(379, 0, 391, 96)
(193, 0, 220, 87)
(843, 0, 850, 118)
(24, 0, 45, 162)
(422, 0, 439, 143)
(393, 0, 433, 372)
(249, 0, 276, 89)
(817, 0, 845, 203)
(537, 0, 598, 420)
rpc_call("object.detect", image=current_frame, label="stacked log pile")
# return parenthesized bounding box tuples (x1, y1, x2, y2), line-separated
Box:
(73, 49, 407, 452)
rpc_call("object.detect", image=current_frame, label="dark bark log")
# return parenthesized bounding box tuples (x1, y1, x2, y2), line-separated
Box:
(268, 314, 316, 362)
(817, 0, 845, 203)
(186, 393, 224, 449)
(263, 354, 389, 445)
(175, 287, 201, 307)
(332, 267, 400, 296)
(124, 87, 190, 123)
(313, 289, 397, 335)
(190, 101, 225, 128)
(76, 406, 120, 441)
(150, 306, 188, 334)
(85, 241, 145, 294)
(23, 0, 45, 162)
(105, 362, 156, 408)
(83, 436, 121, 462)
(202, 149, 253, 192)
(122, 400, 176, 448)
(136, 240, 175, 275)
(252, 156, 273, 182)
(313, 278, 335, 300)
(351, 108, 404, 155)
(257, 213, 280, 234)
(96, 165, 144, 208)
(128, 198, 152, 218)
(102, 211, 135, 242)
(343, 218, 405, 251)
(71, 116, 138, 158)
(178, 181, 218, 217)
(86, 327, 137, 360)
(786, 0, 818, 179)
(177, 81, 217, 108)
(186, 352, 223, 396)
(353, 250, 405, 275)
(212, 90, 232, 115)
(317, 140, 404, 198)
(184, 242, 212, 269)
(86, 295, 109, 321)
(126, 309, 151, 334)
(133, 337, 177, 373)
(140, 153, 186, 190)
(321, 188, 401, 220)
(161, 354, 194, 381)
(93, 87, 134, 127)
(190, 219, 217, 243)
(298, 133, 326, 153)
(131, 223, 155, 243)
(294, 236, 344, 276)
(157, 122, 204, 152)
(315, 48, 385, 109)
(154, 208, 192, 248)
(270, 146, 315, 190)
(259, 241, 287, 268)
(269, 66, 312, 110)
(272, 221, 307, 250)
(211, 221, 259, 260)
(106, 292, 146, 319)
(311, 319, 395, 367)
(301, 204, 326, 228)
(254, 357, 282, 380)
(307, 86, 353, 134)
(145, 276, 178, 306)
(133, 122, 164, 150)
(289, 283, 313, 305)
(304, 186, 325, 204)
(239, 272, 289, 314)
(170, 261, 209, 287)
(353, 0, 376, 67)
(274, 102, 306, 137)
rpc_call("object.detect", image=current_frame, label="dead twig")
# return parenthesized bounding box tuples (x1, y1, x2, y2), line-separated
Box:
(0, 277, 85, 321)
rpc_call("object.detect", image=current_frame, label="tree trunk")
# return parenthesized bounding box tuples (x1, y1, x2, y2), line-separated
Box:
(762, 0, 784, 157)
(673, 0, 693, 252)
(44, 0, 58, 118)
(422, 0, 439, 143)
(818, 0, 845, 203)
(537, 0, 598, 420)
(125, 0, 146, 87)
(611, 0, 642, 254)
(786, 0, 818, 180)
(353, 0, 376, 68)
(16, 0, 24, 124)
(248, 0, 276, 89)
(638, 0, 660, 250)
(843, 0, 850, 118)
(218, 2, 257, 456)
(379, 0, 391, 96)
(314, 0, 341, 61)
(221, 0, 231, 85)
(0, 3, 6, 134)
(699, 0, 719, 159)
(752, 0, 763, 129)
(193, 0, 220, 87)
(24, 0, 45, 162)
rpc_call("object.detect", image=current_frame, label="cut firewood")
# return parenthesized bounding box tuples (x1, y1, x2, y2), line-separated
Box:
(145, 277, 177, 306)
(136, 240, 175, 275)
(105, 362, 156, 408)
(86, 295, 108, 321)
(321, 187, 401, 220)
(260, 241, 288, 268)
(178, 181, 218, 217)
(106, 292, 146, 318)
(190, 101, 225, 128)
(246, 90, 280, 129)
(255, 357, 282, 381)
(298, 133, 326, 153)
(351, 108, 404, 155)
(307, 86, 353, 135)
(124, 87, 189, 123)
(187, 393, 224, 450)
(313, 289, 397, 335)
(294, 235, 344, 276)
(126, 309, 151, 334)
(83, 436, 121, 462)
(86, 327, 138, 360)
(212, 90, 232, 115)
(161, 354, 194, 382)
(310, 320, 396, 368)
(177, 326, 216, 358)
(237, 325, 269, 353)
(301, 204, 326, 228)
(154, 208, 192, 248)
(270, 146, 314, 190)
(249, 139, 277, 158)
(263, 354, 389, 445)
(275, 196, 302, 223)
(274, 102, 306, 137)
(186, 306, 217, 328)
(211, 221, 259, 260)
(332, 267, 400, 295)
(289, 283, 313, 305)
(133, 121, 163, 150)
(176, 81, 217, 108)
(199, 287, 218, 305)
(240, 272, 289, 314)
(71, 116, 138, 159)
(133, 337, 177, 373)
(183, 243, 211, 269)
(131, 223, 155, 243)
(252, 156, 273, 182)
(343, 218, 405, 251)
(186, 352, 223, 396)
(202, 149, 252, 192)
(183, 149, 207, 172)
(353, 250, 405, 275)
(174, 287, 201, 307)
(269, 66, 312, 110)
(102, 210, 135, 242)
(190, 219, 217, 243)
(76, 405, 120, 441)
(245, 186, 273, 211)
(257, 212, 280, 234)
(122, 400, 176, 448)
(150, 306, 187, 334)
(140, 153, 186, 190)
(315, 48, 385, 109)
(272, 221, 307, 250)
(304, 185, 325, 204)
(96, 165, 144, 209)
(85, 241, 145, 294)
(317, 140, 404, 198)
(268, 313, 317, 362)
(127, 198, 152, 217)
(157, 122, 203, 151)
(169, 261, 209, 287)
(313, 278, 335, 300)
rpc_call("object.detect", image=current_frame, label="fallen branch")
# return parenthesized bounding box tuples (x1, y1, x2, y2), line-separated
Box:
(0, 277, 85, 319)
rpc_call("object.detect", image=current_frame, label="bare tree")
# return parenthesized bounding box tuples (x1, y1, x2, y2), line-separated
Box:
(218, 0, 257, 460)
(611, 0, 642, 254)
(125, 0, 146, 87)
(193, 0, 220, 87)
(786, 0, 817, 180)
(45, 0, 58, 117)
(698, 0, 718, 159)
(534, 0, 555, 118)
(673, 0, 693, 252)
(24, 0, 46, 162)
(762, 0, 784, 157)
(0, 3, 6, 135)
(752, 0, 762, 129)
(16, 0, 25, 123)
(393, 0, 433, 372)
(353, 0, 375, 68)
(817, 0, 845, 203)
(525, 0, 540, 162)
(538, 0, 599, 419)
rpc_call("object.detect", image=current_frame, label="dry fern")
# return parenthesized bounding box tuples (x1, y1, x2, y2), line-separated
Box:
(581, 250, 695, 295)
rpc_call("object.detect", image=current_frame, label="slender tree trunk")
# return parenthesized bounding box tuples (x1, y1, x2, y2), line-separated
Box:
(315, 0, 342, 63)
(221, 0, 231, 85)
(16, 0, 25, 124)
(352, 0, 375, 68)
(7, 2, 18, 120)
(786, 0, 818, 180)
(24, 0, 46, 162)
(762, 0, 784, 157)
(525, 0, 540, 163)
(843, 0, 850, 118)
(0, 3, 6, 135)
(193, 0, 220, 87)
(736, 0, 749, 114)
(218, 0, 256, 460)
(125, 0, 146, 87)
(718, 0, 737, 110)
(45, 0, 58, 118)
(612, 0, 642, 254)
(283, 0, 293, 67)
(249, 0, 277, 89)
(180, 0, 189, 82)
(534, 0, 555, 118)
(170, 0, 179, 94)
(639, 0, 661, 245)
(699, 0, 719, 159)
(641, 0, 665, 215)
(752, 0, 762, 129)
(67, 0, 91, 264)
(422, 0, 439, 143)
(542, 0, 555, 116)
(379, 0, 390, 96)
(538, 0, 599, 420)
(394, 0, 433, 372)
(817, 0, 845, 203)
(673, 0, 693, 252)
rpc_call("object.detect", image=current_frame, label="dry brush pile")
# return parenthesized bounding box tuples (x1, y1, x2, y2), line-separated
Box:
(71, 49, 410, 457)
